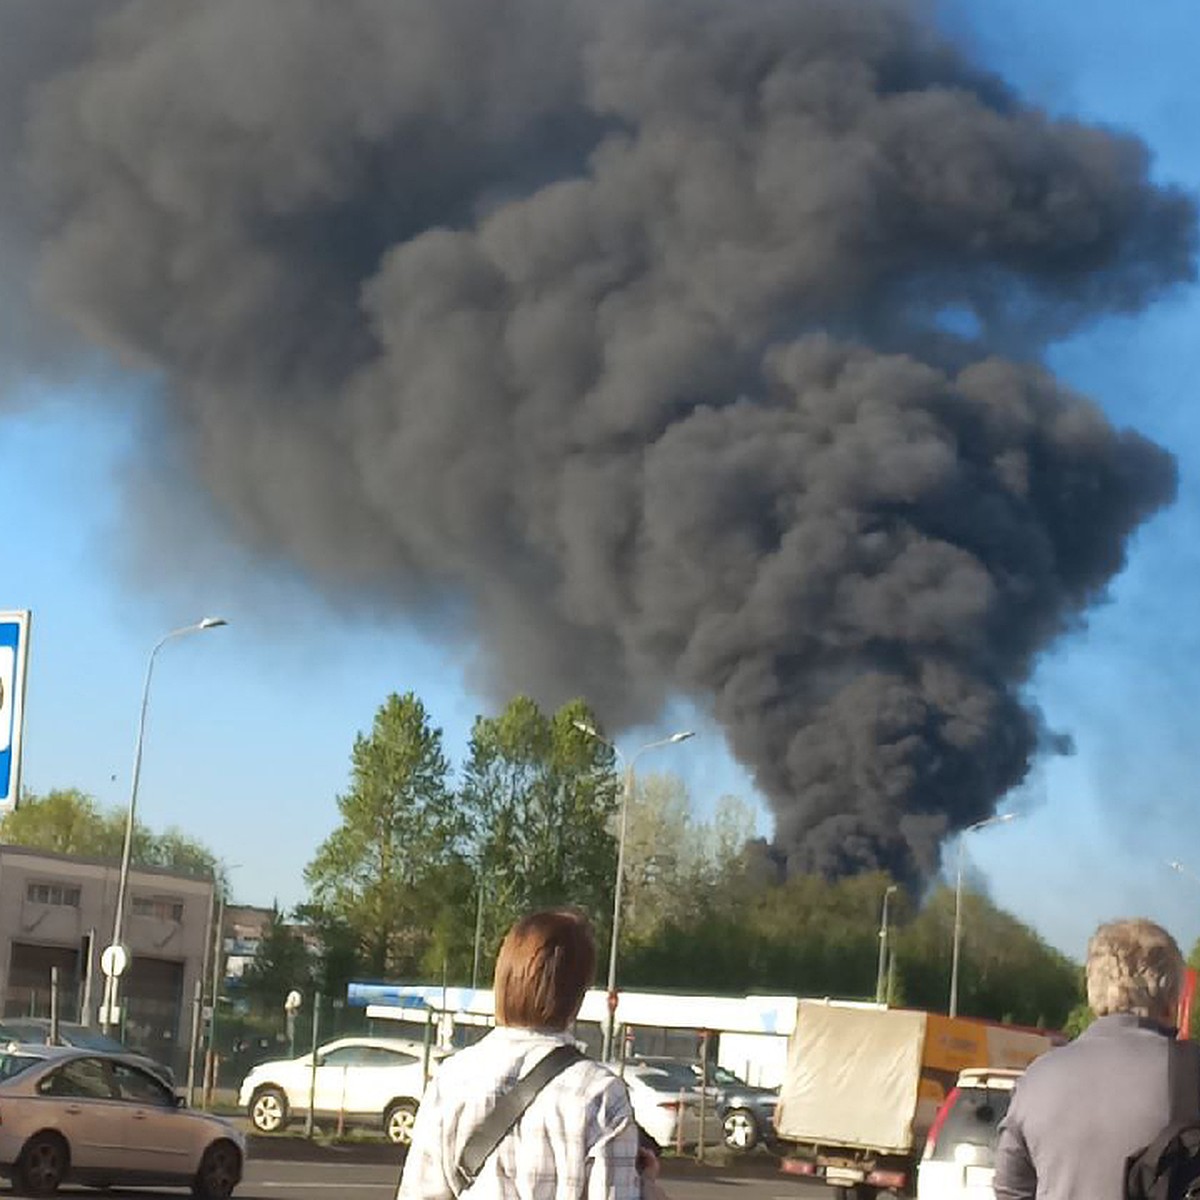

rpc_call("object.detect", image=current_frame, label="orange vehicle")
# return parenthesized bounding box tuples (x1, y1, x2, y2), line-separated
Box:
(774, 1000, 1055, 1200)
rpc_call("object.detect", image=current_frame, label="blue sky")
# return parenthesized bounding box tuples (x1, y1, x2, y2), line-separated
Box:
(4, 0, 1200, 966)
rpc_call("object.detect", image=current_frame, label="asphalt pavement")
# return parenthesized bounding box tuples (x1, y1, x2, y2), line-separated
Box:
(33, 1148, 829, 1200)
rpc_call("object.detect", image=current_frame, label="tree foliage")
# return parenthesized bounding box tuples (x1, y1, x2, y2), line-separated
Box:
(304, 692, 461, 978)
(239, 904, 313, 1013)
(5, 726, 1087, 1035)
(621, 774, 757, 942)
(894, 887, 1078, 1027)
(294, 690, 1084, 1032)
(621, 872, 1078, 1029)
(1, 788, 224, 886)
(459, 696, 619, 968)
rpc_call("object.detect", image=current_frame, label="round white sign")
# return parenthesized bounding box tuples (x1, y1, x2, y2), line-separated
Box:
(100, 943, 129, 978)
(284, 989, 303, 1012)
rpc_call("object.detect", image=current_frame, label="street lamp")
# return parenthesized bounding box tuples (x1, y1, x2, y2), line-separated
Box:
(471, 861, 508, 991)
(203, 861, 240, 1109)
(876, 884, 898, 1004)
(573, 720, 694, 1060)
(949, 812, 1017, 1019)
(101, 617, 228, 1035)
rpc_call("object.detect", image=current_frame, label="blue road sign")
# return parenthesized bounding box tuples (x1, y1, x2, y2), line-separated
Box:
(0, 611, 31, 813)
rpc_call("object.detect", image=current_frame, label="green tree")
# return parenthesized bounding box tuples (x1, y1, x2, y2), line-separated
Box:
(1, 788, 223, 886)
(459, 696, 619, 968)
(620, 773, 757, 942)
(622, 869, 901, 998)
(895, 886, 1079, 1028)
(239, 905, 313, 1014)
(305, 692, 461, 978)
(293, 903, 364, 1001)
(0, 789, 115, 855)
(1062, 1002, 1095, 1038)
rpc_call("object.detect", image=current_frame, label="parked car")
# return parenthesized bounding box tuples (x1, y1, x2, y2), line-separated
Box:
(917, 1068, 1023, 1200)
(0, 1043, 243, 1198)
(0, 1017, 175, 1089)
(630, 1055, 779, 1151)
(238, 1036, 443, 1144)
(623, 1063, 705, 1150)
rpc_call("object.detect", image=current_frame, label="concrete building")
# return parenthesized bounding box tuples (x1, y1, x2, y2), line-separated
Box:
(223, 903, 319, 984)
(223, 904, 273, 982)
(0, 843, 214, 1074)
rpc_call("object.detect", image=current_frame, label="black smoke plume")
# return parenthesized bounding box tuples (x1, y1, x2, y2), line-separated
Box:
(2, 0, 1194, 886)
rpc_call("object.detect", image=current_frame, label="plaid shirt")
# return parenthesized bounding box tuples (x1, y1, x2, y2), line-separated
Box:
(397, 1026, 640, 1200)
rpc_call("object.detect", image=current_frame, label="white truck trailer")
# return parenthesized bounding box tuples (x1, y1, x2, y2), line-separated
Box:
(774, 1000, 1055, 1199)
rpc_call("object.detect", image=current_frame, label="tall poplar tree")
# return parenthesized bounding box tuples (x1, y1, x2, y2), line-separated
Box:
(305, 692, 460, 977)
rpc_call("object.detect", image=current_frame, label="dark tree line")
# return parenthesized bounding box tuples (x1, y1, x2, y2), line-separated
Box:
(4, 694, 1088, 1033)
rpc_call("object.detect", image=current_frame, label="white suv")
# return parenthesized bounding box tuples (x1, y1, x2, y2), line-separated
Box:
(917, 1068, 1022, 1200)
(238, 1036, 442, 1144)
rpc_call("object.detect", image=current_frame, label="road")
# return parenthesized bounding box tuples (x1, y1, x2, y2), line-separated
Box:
(42, 1158, 830, 1200)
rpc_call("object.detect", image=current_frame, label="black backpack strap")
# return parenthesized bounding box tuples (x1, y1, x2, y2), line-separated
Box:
(453, 1045, 586, 1196)
(1169, 1037, 1200, 1125)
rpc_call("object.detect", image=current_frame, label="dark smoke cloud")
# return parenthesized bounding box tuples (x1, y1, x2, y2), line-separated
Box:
(3, 0, 1194, 885)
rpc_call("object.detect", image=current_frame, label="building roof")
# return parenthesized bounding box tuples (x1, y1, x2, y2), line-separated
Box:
(0, 841, 216, 887)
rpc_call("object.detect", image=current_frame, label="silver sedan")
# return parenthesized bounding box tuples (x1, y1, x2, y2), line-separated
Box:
(0, 1043, 244, 1197)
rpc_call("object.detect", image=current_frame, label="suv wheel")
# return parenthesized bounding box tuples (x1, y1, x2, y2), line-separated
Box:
(250, 1086, 289, 1133)
(385, 1099, 419, 1145)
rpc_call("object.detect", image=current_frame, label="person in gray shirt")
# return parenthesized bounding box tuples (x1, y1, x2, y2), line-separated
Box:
(994, 918, 1189, 1200)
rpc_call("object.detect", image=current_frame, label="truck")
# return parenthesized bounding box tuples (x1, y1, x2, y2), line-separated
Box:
(774, 999, 1056, 1199)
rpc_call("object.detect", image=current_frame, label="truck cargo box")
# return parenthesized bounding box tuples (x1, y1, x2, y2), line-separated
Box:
(775, 1000, 1053, 1156)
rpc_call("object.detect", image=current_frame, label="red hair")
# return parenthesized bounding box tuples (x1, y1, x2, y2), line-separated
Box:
(494, 909, 596, 1030)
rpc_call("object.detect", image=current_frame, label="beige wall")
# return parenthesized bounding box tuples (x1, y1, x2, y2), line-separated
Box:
(0, 844, 213, 1064)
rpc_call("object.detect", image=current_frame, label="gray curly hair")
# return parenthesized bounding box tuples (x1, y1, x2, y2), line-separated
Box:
(1086, 919, 1184, 1022)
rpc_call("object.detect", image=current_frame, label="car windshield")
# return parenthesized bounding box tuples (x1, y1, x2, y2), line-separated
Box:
(926, 1087, 1013, 1163)
(0, 1051, 41, 1082)
(634, 1068, 694, 1093)
(633, 1061, 699, 1088)
(0, 1022, 50, 1045)
(2, 1023, 126, 1054)
(59, 1028, 128, 1053)
(708, 1065, 745, 1086)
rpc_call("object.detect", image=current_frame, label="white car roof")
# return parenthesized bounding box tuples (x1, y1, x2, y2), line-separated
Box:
(317, 1035, 449, 1058)
(321, 1036, 426, 1051)
(956, 1067, 1023, 1090)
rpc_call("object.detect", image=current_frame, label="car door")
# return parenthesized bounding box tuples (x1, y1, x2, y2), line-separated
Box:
(35, 1056, 127, 1174)
(356, 1046, 423, 1116)
(111, 1059, 198, 1180)
(311, 1045, 370, 1115)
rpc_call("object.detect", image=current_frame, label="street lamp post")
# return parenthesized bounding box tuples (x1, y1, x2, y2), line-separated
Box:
(471, 870, 486, 992)
(876, 884, 898, 1004)
(573, 721, 694, 1061)
(949, 812, 1017, 1019)
(101, 617, 227, 1036)
(204, 862, 240, 1110)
